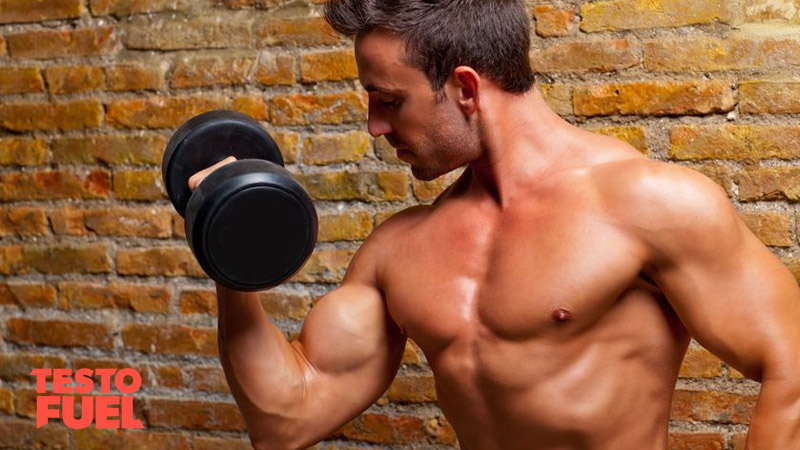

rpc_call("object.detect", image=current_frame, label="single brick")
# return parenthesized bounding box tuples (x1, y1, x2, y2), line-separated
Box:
(153, 366, 185, 389)
(116, 247, 205, 277)
(231, 96, 267, 121)
(644, 36, 800, 72)
(74, 428, 190, 450)
(258, 290, 313, 320)
(679, 346, 723, 378)
(0, 353, 65, 381)
(291, 249, 356, 283)
(256, 16, 339, 47)
(53, 134, 165, 165)
(0, 138, 49, 166)
(194, 436, 252, 450)
(192, 367, 230, 393)
(45, 65, 105, 95)
(172, 211, 185, 238)
(531, 38, 639, 73)
(737, 167, 800, 202)
(539, 84, 573, 116)
(0, 35, 6, 56)
(90, 0, 189, 17)
(7, 26, 116, 59)
(0, 419, 69, 449)
(296, 171, 409, 201)
(589, 126, 649, 155)
(319, 211, 373, 242)
(179, 289, 217, 314)
(667, 433, 725, 450)
(273, 132, 300, 164)
(113, 170, 167, 200)
(0, 207, 48, 236)
(740, 81, 800, 114)
(574, 81, 735, 117)
(270, 91, 368, 126)
(0, 0, 84, 24)
(533, 5, 577, 37)
(171, 54, 255, 88)
(7, 318, 113, 349)
(106, 62, 166, 91)
(107, 96, 227, 129)
(581, 0, 731, 32)
(145, 398, 244, 430)
(304, 131, 370, 165)
(301, 49, 358, 82)
(19, 244, 111, 274)
(0, 100, 103, 132)
(670, 389, 756, 423)
(671, 125, 800, 160)
(123, 324, 217, 355)
(0, 283, 56, 308)
(50, 206, 87, 236)
(58, 282, 170, 313)
(254, 53, 295, 85)
(0, 387, 12, 414)
(413, 170, 463, 203)
(0, 246, 22, 275)
(84, 207, 172, 237)
(387, 375, 437, 403)
(0, 67, 44, 94)
(740, 212, 792, 247)
(124, 14, 251, 50)
(426, 415, 458, 445)
(337, 413, 426, 445)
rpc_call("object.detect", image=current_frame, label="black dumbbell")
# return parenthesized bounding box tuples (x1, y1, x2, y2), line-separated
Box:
(162, 110, 318, 291)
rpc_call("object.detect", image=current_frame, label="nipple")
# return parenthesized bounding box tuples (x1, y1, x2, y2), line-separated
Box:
(551, 308, 572, 323)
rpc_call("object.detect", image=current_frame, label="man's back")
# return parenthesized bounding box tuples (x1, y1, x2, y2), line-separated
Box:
(375, 143, 691, 449)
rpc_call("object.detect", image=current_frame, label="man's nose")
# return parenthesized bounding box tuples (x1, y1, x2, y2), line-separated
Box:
(367, 105, 393, 137)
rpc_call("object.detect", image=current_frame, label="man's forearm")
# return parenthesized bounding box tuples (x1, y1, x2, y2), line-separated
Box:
(216, 284, 308, 449)
(746, 374, 800, 449)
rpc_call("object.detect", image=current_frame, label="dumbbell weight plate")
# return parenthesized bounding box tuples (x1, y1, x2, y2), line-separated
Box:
(187, 160, 318, 291)
(162, 109, 284, 217)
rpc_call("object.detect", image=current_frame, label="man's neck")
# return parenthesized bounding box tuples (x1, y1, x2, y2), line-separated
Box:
(467, 86, 582, 208)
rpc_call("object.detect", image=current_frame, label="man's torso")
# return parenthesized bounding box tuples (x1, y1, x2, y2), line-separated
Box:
(376, 151, 691, 450)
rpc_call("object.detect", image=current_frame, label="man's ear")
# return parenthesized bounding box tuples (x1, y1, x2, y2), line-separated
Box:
(452, 66, 480, 115)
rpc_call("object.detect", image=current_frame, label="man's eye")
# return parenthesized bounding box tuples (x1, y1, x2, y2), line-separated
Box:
(382, 99, 401, 110)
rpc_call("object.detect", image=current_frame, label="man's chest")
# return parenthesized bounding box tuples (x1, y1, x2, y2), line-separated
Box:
(379, 198, 650, 353)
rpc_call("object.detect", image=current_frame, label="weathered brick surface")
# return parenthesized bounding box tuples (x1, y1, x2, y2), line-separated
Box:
(581, 0, 731, 32)
(304, 131, 371, 165)
(145, 398, 245, 430)
(124, 14, 251, 50)
(301, 49, 358, 82)
(192, 367, 230, 393)
(53, 134, 165, 165)
(107, 96, 227, 129)
(73, 429, 190, 450)
(116, 247, 204, 277)
(91, 0, 190, 17)
(589, 126, 649, 154)
(736, 167, 800, 202)
(7, 318, 113, 349)
(255, 53, 296, 85)
(0, 67, 44, 94)
(671, 125, 800, 160)
(179, 289, 217, 314)
(297, 171, 409, 201)
(270, 92, 368, 125)
(337, 413, 426, 444)
(7, 27, 116, 59)
(667, 433, 725, 450)
(0, 138, 50, 166)
(644, 36, 800, 72)
(740, 212, 792, 247)
(4, 244, 113, 275)
(292, 249, 356, 283)
(0, 419, 69, 449)
(256, 17, 339, 47)
(533, 5, 577, 37)
(113, 170, 167, 200)
(58, 282, 171, 312)
(259, 290, 314, 320)
(106, 62, 166, 91)
(679, 347, 723, 378)
(670, 390, 756, 423)
(387, 375, 437, 403)
(0, 283, 56, 307)
(0, 0, 84, 24)
(231, 96, 268, 121)
(539, 84, 573, 116)
(171, 54, 255, 88)
(45, 66, 105, 95)
(122, 324, 217, 355)
(0, 100, 103, 132)
(531, 39, 639, 73)
(0, 353, 65, 381)
(740, 81, 800, 114)
(574, 81, 735, 117)
(318, 211, 373, 242)
(0, 207, 48, 236)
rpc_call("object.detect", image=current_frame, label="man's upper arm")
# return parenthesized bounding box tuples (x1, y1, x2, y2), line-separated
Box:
(630, 163, 800, 381)
(287, 227, 407, 447)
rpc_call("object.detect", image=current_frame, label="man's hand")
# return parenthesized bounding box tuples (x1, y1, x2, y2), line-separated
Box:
(187, 156, 237, 191)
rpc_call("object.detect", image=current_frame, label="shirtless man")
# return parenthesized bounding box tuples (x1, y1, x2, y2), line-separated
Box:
(189, 1, 800, 448)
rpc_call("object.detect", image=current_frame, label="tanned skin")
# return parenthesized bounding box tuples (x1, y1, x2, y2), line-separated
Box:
(189, 30, 800, 450)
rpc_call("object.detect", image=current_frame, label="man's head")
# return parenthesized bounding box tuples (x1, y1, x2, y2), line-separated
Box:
(324, 0, 535, 181)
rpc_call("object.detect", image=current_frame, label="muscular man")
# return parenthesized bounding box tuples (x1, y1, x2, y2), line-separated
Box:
(190, 1, 800, 448)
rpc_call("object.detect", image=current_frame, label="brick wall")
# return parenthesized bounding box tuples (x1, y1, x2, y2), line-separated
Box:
(0, 0, 796, 449)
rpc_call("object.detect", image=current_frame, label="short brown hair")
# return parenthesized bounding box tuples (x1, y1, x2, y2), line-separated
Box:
(324, 0, 535, 94)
